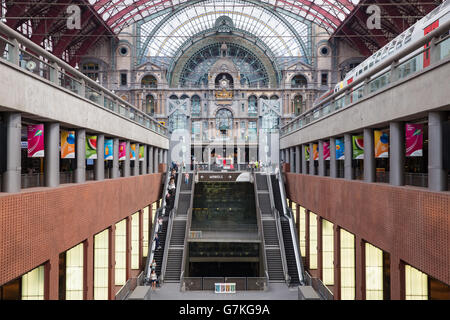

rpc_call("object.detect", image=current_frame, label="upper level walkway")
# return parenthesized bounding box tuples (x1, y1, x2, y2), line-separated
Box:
(0, 22, 168, 149)
(280, 25, 450, 149)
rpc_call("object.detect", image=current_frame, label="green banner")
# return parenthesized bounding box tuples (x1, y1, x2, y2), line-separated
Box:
(86, 135, 97, 159)
(305, 146, 310, 161)
(139, 145, 145, 161)
(352, 135, 364, 159)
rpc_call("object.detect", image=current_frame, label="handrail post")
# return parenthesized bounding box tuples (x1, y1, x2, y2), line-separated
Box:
(9, 38, 19, 65)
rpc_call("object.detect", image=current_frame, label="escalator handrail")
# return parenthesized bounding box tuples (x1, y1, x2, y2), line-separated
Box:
(286, 207, 305, 284)
(273, 208, 290, 284)
(252, 173, 269, 285)
(276, 165, 305, 285)
(160, 170, 182, 282)
(160, 208, 174, 282)
(180, 172, 195, 286)
(144, 171, 170, 281)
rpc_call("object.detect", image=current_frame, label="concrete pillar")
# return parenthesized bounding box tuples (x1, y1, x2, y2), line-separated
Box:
(95, 134, 104, 181)
(290, 147, 295, 172)
(142, 145, 147, 175)
(133, 143, 139, 176)
(2, 112, 21, 192)
(301, 144, 307, 174)
(153, 147, 158, 173)
(148, 146, 153, 174)
(124, 141, 130, 177)
(318, 140, 324, 176)
(295, 145, 301, 174)
(330, 138, 337, 178)
(344, 134, 353, 180)
(286, 148, 290, 163)
(309, 143, 314, 175)
(112, 138, 119, 178)
(75, 129, 86, 183)
(44, 122, 60, 187)
(428, 111, 447, 191)
(363, 128, 375, 183)
(390, 122, 404, 186)
(163, 149, 167, 164)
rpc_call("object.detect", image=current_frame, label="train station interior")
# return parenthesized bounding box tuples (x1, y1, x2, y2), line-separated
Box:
(0, 0, 449, 302)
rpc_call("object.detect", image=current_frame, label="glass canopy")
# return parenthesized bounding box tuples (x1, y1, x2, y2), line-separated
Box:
(139, 0, 309, 60)
(89, 0, 359, 33)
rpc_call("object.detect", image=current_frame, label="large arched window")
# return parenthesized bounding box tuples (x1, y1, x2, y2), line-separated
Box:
(191, 95, 201, 116)
(180, 94, 189, 100)
(215, 109, 233, 131)
(291, 74, 307, 88)
(248, 95, 257, 116)
(141, 75, 157, 88)
(294, 95, 303, 115)
(145, 94, 155, 116)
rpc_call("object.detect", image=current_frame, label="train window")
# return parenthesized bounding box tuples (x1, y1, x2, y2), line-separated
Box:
(364, 65, 368, 71)
(388, 41, 396, 54)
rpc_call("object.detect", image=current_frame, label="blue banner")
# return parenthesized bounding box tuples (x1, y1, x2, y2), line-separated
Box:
(336, 139, 345, 160)
(104, 139, 113, 160)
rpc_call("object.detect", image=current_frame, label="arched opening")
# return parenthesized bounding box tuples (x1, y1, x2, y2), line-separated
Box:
(141, 75, 157, 88)
(260, 95, 268, 100)
(294, 95, 303, 115)
(145, 94, 155, 116)
(180, 94, 189, 100)
(169, 95, 178, 100)
(248, 95, 258, 116)
(215, 73, 234, 88)
(191, 95, 201, 116)
(270, 95, 279, 100)
(215, 108, 233, 139)
(291, 74, 308, 88)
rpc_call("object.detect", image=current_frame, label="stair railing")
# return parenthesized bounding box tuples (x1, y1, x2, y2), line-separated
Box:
(275, 165, 305, 285)
(144, 170, 170, 282)
(252, 173, 269, 286)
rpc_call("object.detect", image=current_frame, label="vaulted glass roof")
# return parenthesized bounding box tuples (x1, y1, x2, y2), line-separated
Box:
(139, 0, 310, 60)
(89, 0, 359, 33)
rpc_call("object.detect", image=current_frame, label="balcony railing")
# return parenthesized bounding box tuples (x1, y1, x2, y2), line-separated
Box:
(0, 22, 168, 138)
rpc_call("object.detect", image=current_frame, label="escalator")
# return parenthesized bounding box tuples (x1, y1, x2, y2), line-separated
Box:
(268, 171, 305, 287)
(144, 169, 174, 283)
(161, 172, 193, 283)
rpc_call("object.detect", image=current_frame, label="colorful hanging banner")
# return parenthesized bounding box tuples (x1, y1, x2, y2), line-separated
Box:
(313, 144, 319, 160)
(374, 130, 389, 158)
(130, 143, 136, 160)
(139, 145, 145, 161)
(86, 135, 97, 159)
(405, 123, 423, 157)
(61, 130, 75, 159)
(119, 142, 126, 160)
(336, 139, 345, 160)
(352, 135, 364, 159)
(323, 141, 330, 160)
(27, 124, 44, 158)
(305, 146, 310, 161)
(104, 139, 113, 160)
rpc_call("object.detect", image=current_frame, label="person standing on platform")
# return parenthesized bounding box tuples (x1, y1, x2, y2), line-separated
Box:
(151, 270, 157, 290)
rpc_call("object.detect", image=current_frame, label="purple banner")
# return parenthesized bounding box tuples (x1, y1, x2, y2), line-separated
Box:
(405, 123, 423, 157)
(27, 124, 44, 158)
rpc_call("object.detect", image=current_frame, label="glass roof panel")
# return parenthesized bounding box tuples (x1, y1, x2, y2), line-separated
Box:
(140, 0, 307, 59)
(89, 0, 359, 33)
